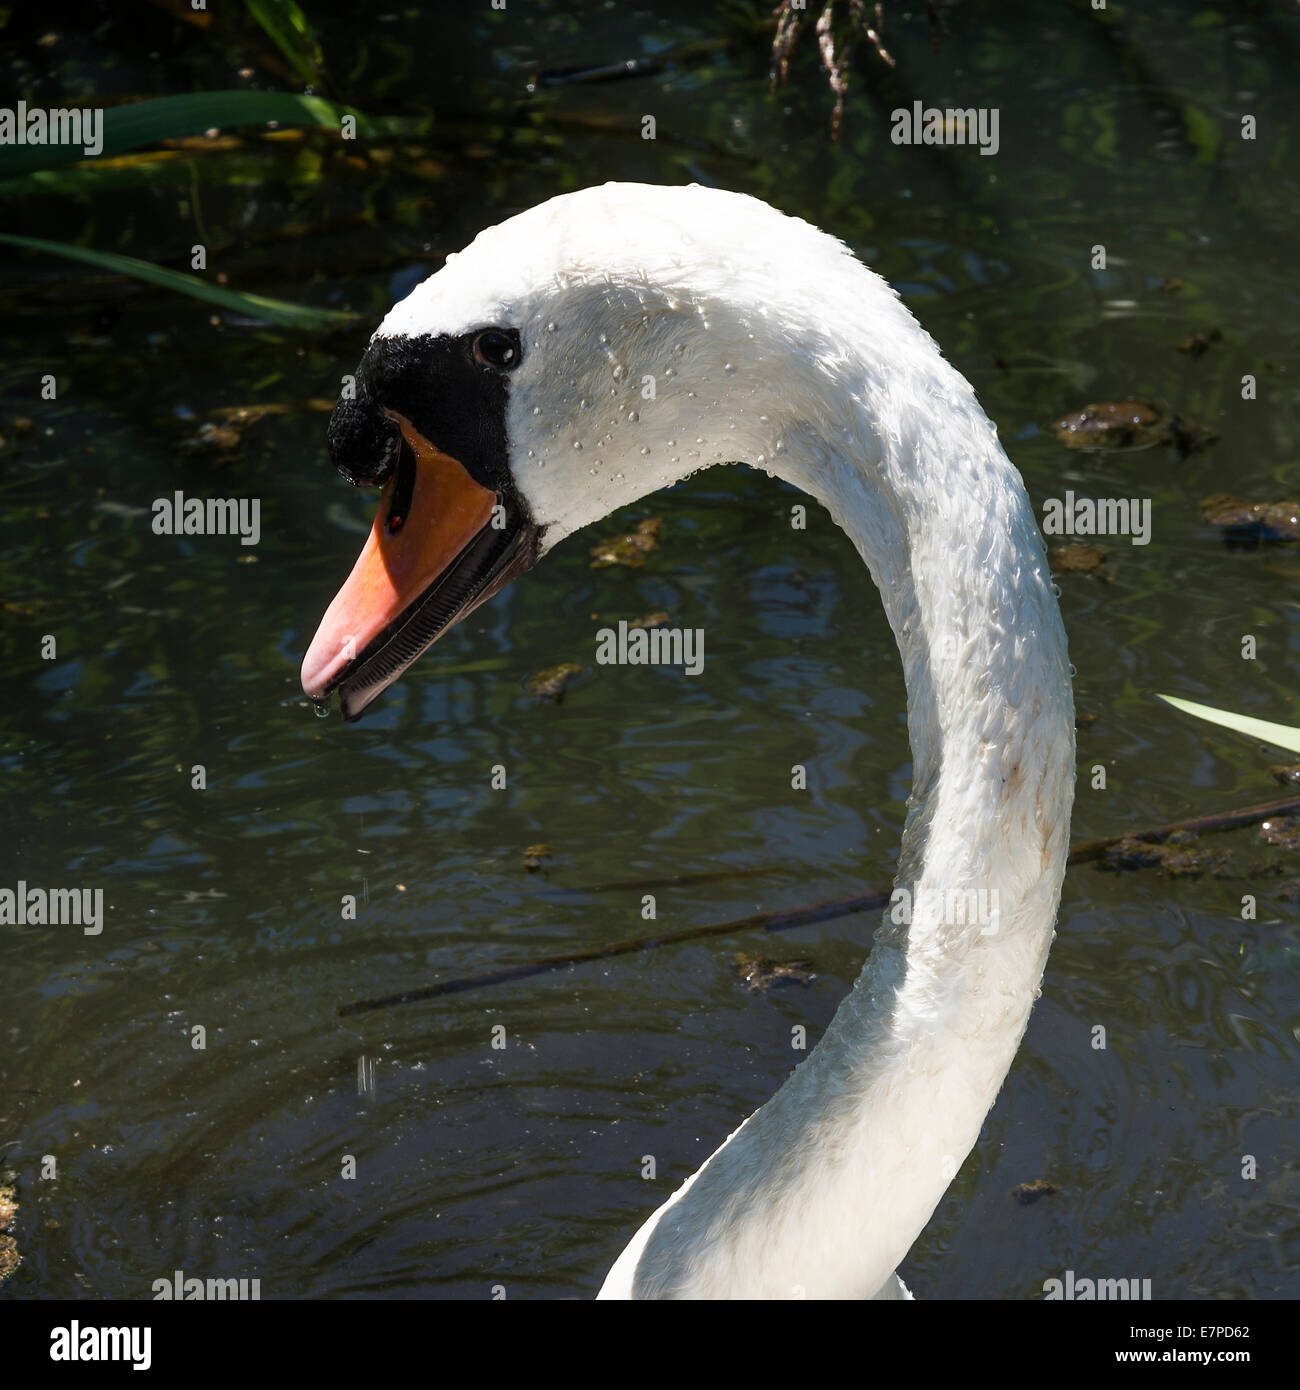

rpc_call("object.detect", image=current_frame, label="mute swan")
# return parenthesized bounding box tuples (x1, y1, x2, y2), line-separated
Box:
(301, 183, 1076, 1299)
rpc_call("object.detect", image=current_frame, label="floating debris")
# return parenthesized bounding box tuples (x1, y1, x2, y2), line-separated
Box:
(526, 663, 582, 702)
(1099, 834, 1233, 877)
(1010, 1179, 1061, 1207)
(1176, 328, 1222, 359)
(590, 517, 661, 568)
(523, 844, 552, 872)
(1269, 765, 1300, 787)
(179, 421, 242, 455)
(210, 403, 294, 426)
(1051, 400, 1165, 450)
(1050, 544, 1111, 579)
(733, 952, 816, 993)
(1076, 711, 1100, 729)
(1157, 278, 1186, 294)
(1201, 495, 1300, 544)
(0, 1174, 18, 1287)
(178, 401, 328, 457)
(1259, 817, 1300, 852)
(1166, 418, 1218, 456)
(1051, 400, 1214, 457)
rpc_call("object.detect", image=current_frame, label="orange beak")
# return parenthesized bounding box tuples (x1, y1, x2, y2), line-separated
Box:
(301, 409, 538, 720)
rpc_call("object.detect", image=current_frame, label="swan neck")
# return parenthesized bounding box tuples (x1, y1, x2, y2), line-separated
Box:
(611, 321, 1075, 1299)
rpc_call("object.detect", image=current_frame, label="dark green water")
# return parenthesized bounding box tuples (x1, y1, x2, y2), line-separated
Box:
(1, 1, 1297, 1299)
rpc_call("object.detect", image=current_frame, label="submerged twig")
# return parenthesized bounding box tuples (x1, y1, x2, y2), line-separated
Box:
(339, 793, 1300, 1016)
(580, 864, 780, 893)
(338, 891, 886, 1016)
(1066, 793, 1300, 862)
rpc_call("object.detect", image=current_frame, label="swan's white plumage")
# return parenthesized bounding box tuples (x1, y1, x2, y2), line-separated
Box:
(381, 184, 1075, 1299)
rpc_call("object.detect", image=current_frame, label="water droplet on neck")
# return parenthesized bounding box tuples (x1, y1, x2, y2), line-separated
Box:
(627, 410, 640, 423)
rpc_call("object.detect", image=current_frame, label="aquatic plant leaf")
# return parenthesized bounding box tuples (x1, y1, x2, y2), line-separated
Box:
(1157, 695, 1300, 756)
(0, 233, 356, 329)
(242, 0, 327, 87)
(0, 91, 378, 180)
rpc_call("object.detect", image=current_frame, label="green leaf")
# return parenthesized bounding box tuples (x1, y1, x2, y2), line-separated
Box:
(0, 232, 356, 330)
(0, 91, 379, 181)
(1156, 694, 1300, 756)
(242, 0, 327, 88)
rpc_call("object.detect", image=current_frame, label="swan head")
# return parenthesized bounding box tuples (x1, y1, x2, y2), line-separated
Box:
(301, 183, 890, 719)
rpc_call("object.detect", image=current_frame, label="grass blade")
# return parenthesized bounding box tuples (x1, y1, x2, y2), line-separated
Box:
(0, 232, 356, 330)
(242, 0, 327, 88)
(1157, 694, 1300, 756)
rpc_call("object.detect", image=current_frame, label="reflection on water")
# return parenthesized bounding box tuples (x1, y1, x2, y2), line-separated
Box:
(1, 1, 1297, 1299)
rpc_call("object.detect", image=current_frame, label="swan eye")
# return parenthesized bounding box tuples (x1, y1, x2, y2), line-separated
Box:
(471, 328, 522, 371)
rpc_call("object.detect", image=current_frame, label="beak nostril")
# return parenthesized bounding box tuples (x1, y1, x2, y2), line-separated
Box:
(385, 434, 416, 535)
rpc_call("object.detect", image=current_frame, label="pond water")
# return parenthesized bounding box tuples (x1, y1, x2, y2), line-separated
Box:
(1, 0, 1297, 1299)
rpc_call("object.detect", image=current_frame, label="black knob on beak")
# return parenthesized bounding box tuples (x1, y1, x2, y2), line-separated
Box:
(327, 383, 402, 487)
